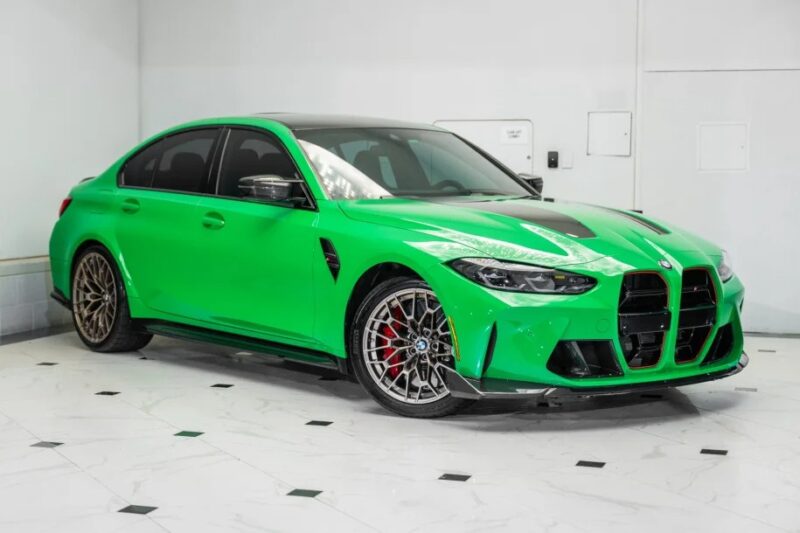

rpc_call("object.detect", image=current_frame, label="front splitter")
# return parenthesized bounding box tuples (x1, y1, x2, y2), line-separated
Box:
(442, 352, 749, 400)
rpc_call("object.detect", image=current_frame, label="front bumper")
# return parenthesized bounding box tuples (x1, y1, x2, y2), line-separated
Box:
(425, 251, 747, 392)
(443, 352, 748, 400)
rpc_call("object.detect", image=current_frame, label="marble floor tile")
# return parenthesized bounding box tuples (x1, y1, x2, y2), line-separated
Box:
(0, 332, 797, 532)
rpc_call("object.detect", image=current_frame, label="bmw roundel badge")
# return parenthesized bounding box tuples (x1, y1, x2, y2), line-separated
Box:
(658, 259, 673, 270)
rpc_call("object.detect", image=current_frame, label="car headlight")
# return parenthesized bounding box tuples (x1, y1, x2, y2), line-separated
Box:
(718, 250, 734, 282)
(449, 258, 596, 294)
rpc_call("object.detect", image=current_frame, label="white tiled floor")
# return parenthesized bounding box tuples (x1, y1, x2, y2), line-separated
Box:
(0, 332, 798, 533)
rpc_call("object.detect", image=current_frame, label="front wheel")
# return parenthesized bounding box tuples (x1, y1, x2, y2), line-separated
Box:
(350, 277, 473, 418)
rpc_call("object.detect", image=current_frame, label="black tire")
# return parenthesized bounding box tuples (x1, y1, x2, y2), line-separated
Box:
(350, 276, 473, 418)
(71, 245, 152, 352)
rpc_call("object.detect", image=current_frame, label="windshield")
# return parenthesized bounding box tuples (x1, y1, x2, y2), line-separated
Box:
(296, 128, 530, 200)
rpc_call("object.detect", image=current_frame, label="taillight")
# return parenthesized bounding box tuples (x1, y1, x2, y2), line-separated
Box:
(58, 197, 72, 217)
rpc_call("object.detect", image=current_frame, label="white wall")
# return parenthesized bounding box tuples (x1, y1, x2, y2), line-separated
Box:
(139, 0, 639, 208)
(642, 0, 800, 71)
(0, 0, 139, 335)
(2, 0, 797, 334)
(639, 0, 800, 333)
(139, 0, 800, 333)
(0, 0, 140, 261)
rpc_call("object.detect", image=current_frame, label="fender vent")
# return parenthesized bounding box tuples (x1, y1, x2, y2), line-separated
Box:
(319, 238, 340, 280)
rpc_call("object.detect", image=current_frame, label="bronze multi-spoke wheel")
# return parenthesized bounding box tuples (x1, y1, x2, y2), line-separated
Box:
(351, 277, 473, 417)
(71, 246, 152, 352)
(73, 252, 117, 343)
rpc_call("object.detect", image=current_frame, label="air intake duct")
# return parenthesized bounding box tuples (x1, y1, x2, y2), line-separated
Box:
(547, 341, 622, 378)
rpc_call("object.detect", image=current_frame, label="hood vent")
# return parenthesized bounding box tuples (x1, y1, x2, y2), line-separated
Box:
(433, 199, 595, 238)
(605, 208, 670, 235)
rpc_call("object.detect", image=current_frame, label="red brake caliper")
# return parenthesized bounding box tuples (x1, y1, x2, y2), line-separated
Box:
(381, 306, 406, 379)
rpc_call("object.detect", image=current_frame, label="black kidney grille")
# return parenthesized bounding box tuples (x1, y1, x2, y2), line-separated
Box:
(675, 269, 717, 363)
(618, 273, 670, 368)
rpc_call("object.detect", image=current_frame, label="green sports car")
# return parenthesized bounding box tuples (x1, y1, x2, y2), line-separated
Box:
(49, 113, 746, 417)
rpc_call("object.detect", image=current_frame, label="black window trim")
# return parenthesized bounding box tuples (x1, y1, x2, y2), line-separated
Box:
(117, 125, 318, 211)
(208, 126, 318, 211)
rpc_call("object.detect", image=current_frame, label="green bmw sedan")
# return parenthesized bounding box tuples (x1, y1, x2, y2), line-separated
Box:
(49, 113, 746, 417)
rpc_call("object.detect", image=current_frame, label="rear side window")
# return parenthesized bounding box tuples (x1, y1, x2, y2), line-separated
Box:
(151, 130, 218, 193)
(121, 144, 159, 187)
(216, 129, 301, 198)
(121, 129, 219, 192)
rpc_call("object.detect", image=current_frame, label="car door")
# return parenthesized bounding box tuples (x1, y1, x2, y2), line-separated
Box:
(115, 128, 223, 318)
(192, 127, 319, 345)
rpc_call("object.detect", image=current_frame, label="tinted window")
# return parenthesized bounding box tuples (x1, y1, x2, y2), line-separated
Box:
(121, 144, 159, 187)
(296, 128, 528, 200)
(216, 129, 302, 199)
(150, 129, 218, 193)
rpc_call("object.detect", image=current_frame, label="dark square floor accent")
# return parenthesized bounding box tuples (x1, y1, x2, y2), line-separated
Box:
(576, 460, 606, 468)
(735, 387, 758, 392)
(700, 448, 728, 456)
(757, 349, 776, 353)
(318, 376, 338, 381)
(95, 391, 120, 396)
(174, 431, 204, 437)
(641, 393, 663, 399)
(439, 473, 471, 482)
(211, 383, 234, 388)
(287, 489, 322, 498)
(31, 441, 63, 448)
(306, 420, 333, 426)
(37, 362, 58, 366)
(118, 505, 157, 515)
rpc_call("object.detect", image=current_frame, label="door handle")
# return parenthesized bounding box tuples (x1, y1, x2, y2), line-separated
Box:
(121, 198, 140, 214)
(202, 212, 225, 230)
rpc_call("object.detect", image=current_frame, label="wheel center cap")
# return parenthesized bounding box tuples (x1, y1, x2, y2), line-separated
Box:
(415, 338, 429, 352)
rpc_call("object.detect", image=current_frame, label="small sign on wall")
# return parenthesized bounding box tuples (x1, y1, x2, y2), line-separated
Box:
(697, 122, 749, 171)
(500, 125, 529, 145)
(587, 111, 632, 156)
(434, 119, 533, 175)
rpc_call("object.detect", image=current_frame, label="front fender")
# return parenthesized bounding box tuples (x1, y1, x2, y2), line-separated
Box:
(311, 209, 483, 358)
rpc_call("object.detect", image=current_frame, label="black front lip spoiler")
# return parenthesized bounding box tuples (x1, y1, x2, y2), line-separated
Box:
(443, 352, 749, 400)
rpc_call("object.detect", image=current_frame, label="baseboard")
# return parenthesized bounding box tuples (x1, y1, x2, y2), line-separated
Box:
(0, 256, 71, 337)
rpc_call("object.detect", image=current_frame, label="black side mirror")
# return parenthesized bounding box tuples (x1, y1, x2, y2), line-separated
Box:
(238, 175, 299, 202)
(518, 173, 543, 198)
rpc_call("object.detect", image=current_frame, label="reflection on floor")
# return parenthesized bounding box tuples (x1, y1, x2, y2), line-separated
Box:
(0, 332, 798, 532)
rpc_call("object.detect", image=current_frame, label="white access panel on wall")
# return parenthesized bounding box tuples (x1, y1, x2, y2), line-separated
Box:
(697, 122, 749, 171)
(434, 119, 533, 174)
(587, 111, 632, 156)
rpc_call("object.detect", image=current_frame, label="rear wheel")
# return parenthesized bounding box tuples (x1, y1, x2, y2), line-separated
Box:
(350, 277, 472, 417)
(71, 246, 152, 352)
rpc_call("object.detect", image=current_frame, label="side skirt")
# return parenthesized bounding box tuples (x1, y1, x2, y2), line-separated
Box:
(140, 320, 348, 373)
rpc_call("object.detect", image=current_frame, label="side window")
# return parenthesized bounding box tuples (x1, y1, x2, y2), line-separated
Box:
(216, 129, 302, 199)
(121, 144, 159, 187)
(121, 129, 218, 191)
(150, 129, 218, 193)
